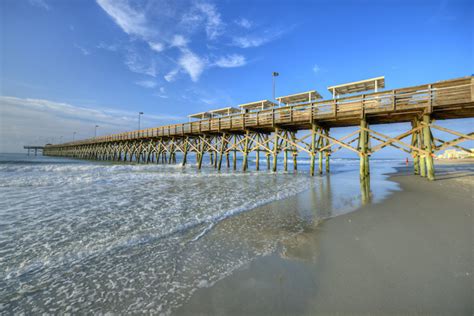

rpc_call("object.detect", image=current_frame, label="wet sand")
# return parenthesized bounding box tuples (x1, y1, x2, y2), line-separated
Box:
(176, 163, 473, 315)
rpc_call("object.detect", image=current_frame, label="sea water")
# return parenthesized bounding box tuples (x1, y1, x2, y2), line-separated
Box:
(0, 153, 400, 314)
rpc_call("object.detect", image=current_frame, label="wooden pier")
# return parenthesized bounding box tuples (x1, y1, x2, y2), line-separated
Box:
(24, 146, 45, 156)
(44, 76, 474, 181)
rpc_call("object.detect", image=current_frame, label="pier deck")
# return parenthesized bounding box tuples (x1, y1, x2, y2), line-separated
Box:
(44, 76, 474, 184)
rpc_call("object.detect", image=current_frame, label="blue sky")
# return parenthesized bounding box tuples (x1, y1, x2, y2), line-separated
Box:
(0, 0, 473, 153)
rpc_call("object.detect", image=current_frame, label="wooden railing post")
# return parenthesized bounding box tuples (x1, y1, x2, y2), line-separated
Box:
(427, 84, 432, 113)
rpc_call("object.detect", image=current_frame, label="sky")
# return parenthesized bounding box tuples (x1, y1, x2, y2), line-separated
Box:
(0, 0, 473, 154)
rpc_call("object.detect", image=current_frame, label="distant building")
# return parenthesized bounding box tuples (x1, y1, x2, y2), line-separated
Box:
(436, 148, 474, 159)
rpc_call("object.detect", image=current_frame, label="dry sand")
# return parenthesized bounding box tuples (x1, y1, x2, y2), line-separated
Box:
(176, 164, 473, 315)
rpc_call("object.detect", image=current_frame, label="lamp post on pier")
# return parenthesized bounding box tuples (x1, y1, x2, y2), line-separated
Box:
(73, 131, 76, 142)
(138, 112, 144, 130)
(272, 71, 279, 101)
(95, 125, 99, 137)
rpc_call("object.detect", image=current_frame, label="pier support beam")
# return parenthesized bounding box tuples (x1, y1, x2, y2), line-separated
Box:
(272, 128, 279, 172)
(325, 128, 331, 173)
(218, 134, 226, 171)
(242, 131, 250, 172)
(182, 137, 188, 166)
(359, 119, 370, 180)
(310, 123, 317, 176)
(422, 114, 435, 180)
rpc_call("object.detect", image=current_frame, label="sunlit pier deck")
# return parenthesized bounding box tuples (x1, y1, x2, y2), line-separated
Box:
(44, 76, 474, 182)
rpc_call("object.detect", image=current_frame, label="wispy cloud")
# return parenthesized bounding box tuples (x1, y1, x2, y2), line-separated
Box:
(74, 44, 90, 56)
(124, 50, 157, 77)
(213, 54, 246, 68)
(313, 64, 320, 74)
(235, 18, 252, 29)
(95, 0, 290, 82)
(29, 0, 50, 10)
(231, 27, 289, 48)
(164, 68, 180, 82)
(180, 2, 224, 40)
(135, 80, 157, 88)
(97, 41, 120, 51)
(178, 48, 206, 82)
(148, 41, 164, 52)
(0, 96, 182, 152)
(154, 87, 168, 98)
(96, 0, 150, 38)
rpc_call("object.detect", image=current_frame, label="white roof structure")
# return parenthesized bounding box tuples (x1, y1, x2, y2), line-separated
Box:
(209, 107, 241, 116)
(328, 76, 385, 97)
(188, 111, 212, 120)
(277, 90, 323, 105)
(238, 100, 277, 111)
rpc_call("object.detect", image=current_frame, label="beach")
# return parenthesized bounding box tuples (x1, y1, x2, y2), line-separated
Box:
(177, 162, 473, 315)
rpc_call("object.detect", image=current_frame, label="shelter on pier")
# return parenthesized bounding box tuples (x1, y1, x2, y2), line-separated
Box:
(328, 76, 385, 98)
(238, 100, 277, 112)
(188, 111, 212, 121)
(277, 90, 323, 105)
(209, 107, 241, 117)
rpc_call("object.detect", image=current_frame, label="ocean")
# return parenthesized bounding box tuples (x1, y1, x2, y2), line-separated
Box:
(0, 153, 401, 314)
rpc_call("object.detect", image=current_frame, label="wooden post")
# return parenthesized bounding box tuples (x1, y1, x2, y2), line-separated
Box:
(256, 149, 260, 171)
(291, 132, 298, 171)
(266, 152, 270, 170)
(197, 137, 205, 170)
(423, 114, 435, 180)
(226, 152, 230, 168)
(182, 137, 188, 166)
(272, 128, 279, 172)
(233, 135, 237, 170)
(283, 136, 288, 172)
(310, 123, 316, 176)
(218, 134, 226, 171)
(410, 121, 419, 175)
(242, 131, 250, 171)
(325, 128, 330, 173)
(417, 119, 426, 177)
(359, 119, 370, 179)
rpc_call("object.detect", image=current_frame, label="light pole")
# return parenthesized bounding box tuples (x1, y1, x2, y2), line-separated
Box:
(272, 71, 279, 101)
(95, 125, 99, 137)
(73, 131, 76, 141)
(59, 136, 63, 144)
(138, 112, 144, 130)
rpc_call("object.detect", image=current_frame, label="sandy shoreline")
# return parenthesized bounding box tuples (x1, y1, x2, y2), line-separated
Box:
(176, 163, 473, 315)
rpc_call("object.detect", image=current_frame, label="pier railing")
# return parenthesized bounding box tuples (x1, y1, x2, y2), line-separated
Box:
(48, 76, 473, 147)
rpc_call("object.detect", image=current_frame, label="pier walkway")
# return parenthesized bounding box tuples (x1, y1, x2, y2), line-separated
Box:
(44, 76, 474, 182)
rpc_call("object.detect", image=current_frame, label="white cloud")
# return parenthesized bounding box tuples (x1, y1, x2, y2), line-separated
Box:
(124, 51, 157, 77)
(0, 96, 182, 153)
(29, 0, 50, 10)
(135, 80, 157, 88)
(213, 54, 246, 68)
(95, 0, 288, 82)
(180, 2, 224, 40)
(231, 28, 286, 48)
(170, 35, 189, 48)
(164, 68, 180, 82)
(178, 49, 206, 82)
(313, 64, 320, 74)
(148, 41, 164, 52)
(235, 18, 252, 29)
(96, 0, 150, 38)
(97, 42, 119, 51)
(232, 35, 276, 48)
(74, 44, 90, 56)
(155, 87, 168, 98)
(195, 2, 224, 40)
